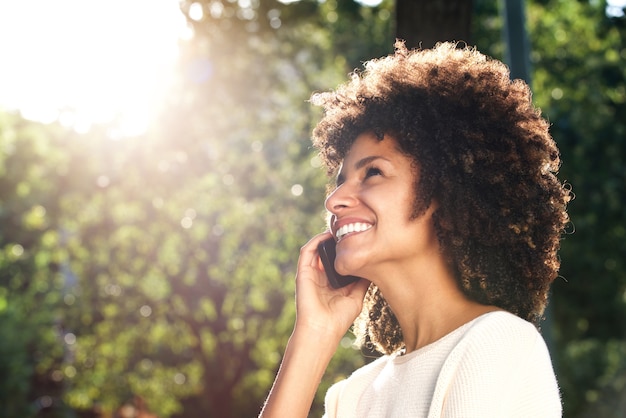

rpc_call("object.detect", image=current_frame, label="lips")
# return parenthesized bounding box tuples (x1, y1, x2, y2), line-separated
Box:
(335, 222, 373, 241)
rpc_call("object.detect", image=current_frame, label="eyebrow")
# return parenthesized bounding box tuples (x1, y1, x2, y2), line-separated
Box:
(336, 155, 389, 186)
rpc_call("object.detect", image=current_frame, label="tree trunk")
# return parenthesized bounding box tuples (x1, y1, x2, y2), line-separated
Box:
(395, 0, 473, 49)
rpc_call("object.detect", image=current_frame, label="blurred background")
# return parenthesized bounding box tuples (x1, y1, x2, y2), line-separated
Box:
(0, 0, 624, 417)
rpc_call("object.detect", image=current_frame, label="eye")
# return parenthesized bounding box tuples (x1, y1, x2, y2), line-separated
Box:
(364, 166, 383, 179)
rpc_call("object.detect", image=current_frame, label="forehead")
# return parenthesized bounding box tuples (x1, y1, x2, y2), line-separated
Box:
(340, 132, 406, 169)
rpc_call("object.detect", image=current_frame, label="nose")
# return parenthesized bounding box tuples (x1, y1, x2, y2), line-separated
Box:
(325, 183, 358, 214)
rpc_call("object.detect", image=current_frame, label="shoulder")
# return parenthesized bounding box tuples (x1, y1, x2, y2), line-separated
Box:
(324, 355, 391, 418)
(471, 309, 538, 332)
(430, 311, 561, 417)
(452, 310, 552, 375)
(465, 310, 541, 347)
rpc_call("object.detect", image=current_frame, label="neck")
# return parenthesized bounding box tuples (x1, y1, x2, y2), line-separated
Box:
(371, 258, 500, 354)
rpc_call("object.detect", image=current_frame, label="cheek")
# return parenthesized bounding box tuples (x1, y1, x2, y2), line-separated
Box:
(397, 196, 438, 244)
(399, 188, 419, 220)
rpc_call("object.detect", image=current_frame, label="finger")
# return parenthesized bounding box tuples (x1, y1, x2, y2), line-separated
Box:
(338, 276, 370, 297)
(352, 277, 371, 296)
(299, 231, 333, 268)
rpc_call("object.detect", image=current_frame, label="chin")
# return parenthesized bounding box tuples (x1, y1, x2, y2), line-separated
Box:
(335, 246, 372, 276)
(335, 259, 366, 278)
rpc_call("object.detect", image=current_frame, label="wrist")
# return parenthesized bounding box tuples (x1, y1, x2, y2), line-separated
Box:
(260, 324, 338, 417)
(293, 318, 348, 347)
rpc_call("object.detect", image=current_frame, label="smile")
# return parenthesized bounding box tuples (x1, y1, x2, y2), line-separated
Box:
(336, 222, 372, 240)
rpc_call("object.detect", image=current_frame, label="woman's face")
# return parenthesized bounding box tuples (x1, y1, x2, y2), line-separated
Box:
(325, 132, 439, 281)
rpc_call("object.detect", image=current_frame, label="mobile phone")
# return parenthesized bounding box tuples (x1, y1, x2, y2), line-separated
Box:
(317, 238, 361, 289)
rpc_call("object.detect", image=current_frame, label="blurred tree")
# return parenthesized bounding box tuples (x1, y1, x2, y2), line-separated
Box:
(0, 112, 68, 417)
(527, 1, 626, 416)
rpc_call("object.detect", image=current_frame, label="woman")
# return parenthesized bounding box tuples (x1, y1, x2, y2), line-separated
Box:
(260, 41, 571, 417)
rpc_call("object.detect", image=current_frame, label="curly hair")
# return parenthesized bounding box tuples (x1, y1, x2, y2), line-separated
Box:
(310, 41, 571, 355)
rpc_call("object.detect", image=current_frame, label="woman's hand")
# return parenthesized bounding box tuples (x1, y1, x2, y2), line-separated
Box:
(259, 232, 369, 418)
(293, 231, 370, 343)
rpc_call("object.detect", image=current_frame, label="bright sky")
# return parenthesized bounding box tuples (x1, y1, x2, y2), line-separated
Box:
(1, 0, 622, 136)
(0, 0, 187, 136)
(607, 0, 626, 17)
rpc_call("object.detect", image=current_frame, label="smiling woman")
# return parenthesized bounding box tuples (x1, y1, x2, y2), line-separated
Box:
(0, 0, 187, 135)
(260, 41, 570, 418)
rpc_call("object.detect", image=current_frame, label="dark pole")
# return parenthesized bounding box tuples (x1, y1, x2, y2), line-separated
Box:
(501, 0, 531, 82)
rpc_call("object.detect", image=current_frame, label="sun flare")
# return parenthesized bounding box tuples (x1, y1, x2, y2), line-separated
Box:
(0, 0, 187, 136)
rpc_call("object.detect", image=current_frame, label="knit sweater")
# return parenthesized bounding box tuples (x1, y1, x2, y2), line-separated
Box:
(323, 311, 561, 417)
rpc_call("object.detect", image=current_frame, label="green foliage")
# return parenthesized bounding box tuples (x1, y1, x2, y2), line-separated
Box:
(526, 1, 626, 416)
(0, 303, 38, 418)
(0, 112, 67, 417)
(471, 0, 505, 58)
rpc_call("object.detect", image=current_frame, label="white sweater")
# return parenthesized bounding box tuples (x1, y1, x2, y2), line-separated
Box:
(323, 311, 561, 417)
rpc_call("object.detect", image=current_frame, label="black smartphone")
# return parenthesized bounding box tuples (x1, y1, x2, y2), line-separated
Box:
(317, 238, 361, 289)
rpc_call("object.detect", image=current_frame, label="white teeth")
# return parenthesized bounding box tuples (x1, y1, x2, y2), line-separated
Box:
(336, 223, 372, 240)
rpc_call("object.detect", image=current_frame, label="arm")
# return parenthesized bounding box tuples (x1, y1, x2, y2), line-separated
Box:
(259, 232, 369, 418)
